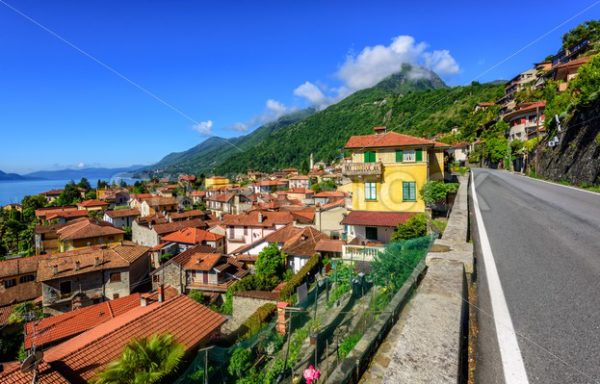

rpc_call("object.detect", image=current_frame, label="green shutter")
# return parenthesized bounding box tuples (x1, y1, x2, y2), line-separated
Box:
(364, 151, 376, 163)
(396, 150, 403, 162)
(364, 152, 369, 163)
(403, 182, 416, 201)
(416, 149, 423, 162)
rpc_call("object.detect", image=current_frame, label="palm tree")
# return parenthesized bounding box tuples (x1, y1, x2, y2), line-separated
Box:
(93, 333, 185, 384)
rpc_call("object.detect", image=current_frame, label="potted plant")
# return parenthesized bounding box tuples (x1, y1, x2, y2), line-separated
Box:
(309, 320, 320, 345)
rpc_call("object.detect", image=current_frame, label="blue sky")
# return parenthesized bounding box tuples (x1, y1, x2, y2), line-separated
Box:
(0, 0, 598, 173)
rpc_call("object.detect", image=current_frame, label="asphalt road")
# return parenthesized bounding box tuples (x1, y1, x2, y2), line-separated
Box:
(472, 168, 600, 384)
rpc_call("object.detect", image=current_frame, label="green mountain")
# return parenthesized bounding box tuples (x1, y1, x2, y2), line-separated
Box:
(146, 108, 315, 175)
(150, 64, 503, 175)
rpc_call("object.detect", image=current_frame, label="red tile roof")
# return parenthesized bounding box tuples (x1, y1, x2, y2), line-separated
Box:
(341, 211, 416, 227)
(314, 191, 346, 198)
(24, 294, 142, 349)
(37, 243, 150, 281)
(0, 254, 45, 278)
(344, 131, 439, 149)
(222, 211, 294, 228)
(35, 206, 79, 220)
(315, 239, 344, 253)
(0, 361, 69, 384)
(56, 218, 124, 241)
(0, 304, 16, 326)
(46, 210, 89, 221)
(161, 227, 224, 244)
(78, 199, 109, 208)
(152, 219, 207, 235)
(169, 210, 205, 220)
(182, 253, 224, 271)
(43, 295, 226, 383)
(321, 198, 346, 210)
(104, 208, 140, 218)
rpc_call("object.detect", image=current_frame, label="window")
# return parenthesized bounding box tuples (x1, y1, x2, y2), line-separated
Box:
(3, 278, 16, 288)
(403, 149, 416, 162)
(403, 182, 417, 201)
(152, 275, 160, 283)
(60, 281, 72, 295)
(364, 182, 377, 201)
(110, 272, 121, 282)
(113, 293, 120, 299)
(365, 227, 378, 241)
(19, 274, 35, 284)
(244, 226, 248, 236)
(364, 151, 376, 163)
(395, 150, 403, 162)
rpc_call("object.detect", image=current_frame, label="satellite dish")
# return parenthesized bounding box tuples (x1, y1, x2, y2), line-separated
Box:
(20, 355, 35, 373)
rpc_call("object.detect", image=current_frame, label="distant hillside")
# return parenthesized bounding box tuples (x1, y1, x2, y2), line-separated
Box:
(0, 170, 32, 181)
(150, 64, 503, 176)
(146, 108, 315, 174)
(25, 165, 142, 180)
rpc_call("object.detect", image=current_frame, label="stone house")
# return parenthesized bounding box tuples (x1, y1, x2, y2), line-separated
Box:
(103, 208, 141, 228)
(37, 242, 150, 315)
(0, 255, 44, 306)
(131, 218, 206, 247)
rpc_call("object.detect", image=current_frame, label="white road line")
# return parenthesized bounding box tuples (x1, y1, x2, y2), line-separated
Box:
(471, 171, 530, 384)
(512, 173, 600, 196)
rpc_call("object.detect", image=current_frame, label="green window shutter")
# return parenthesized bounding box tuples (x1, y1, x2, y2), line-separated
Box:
(403, 182, 416, 201)
(396, 150, 403, 162)
(364, 151, 376, 163)
(364, 152, 369, 163)
(416, 149, 423, 162)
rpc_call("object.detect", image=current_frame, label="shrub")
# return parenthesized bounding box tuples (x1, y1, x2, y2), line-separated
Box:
(391, 214, 427, 241)
(339, 333, 362, 358)
(238, 303, 277, 341)
(420, 181, 458, 207)
(227, 347, 252, 379)
(278, 253, 321, 300)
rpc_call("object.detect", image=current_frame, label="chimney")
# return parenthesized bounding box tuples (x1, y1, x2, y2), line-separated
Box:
(52, 265, 58, 275)
(74, 260, 80, 271)
(258, 212, 264, 223)
(94, 257, 101, 267)
(140, 295, 148, 307)
(158, 285, 164, 302)
(374, 126, 386, 134)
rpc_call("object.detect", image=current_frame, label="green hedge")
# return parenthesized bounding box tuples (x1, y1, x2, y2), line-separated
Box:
(278, 253, 321, 300)
(238, 303, 277, 341)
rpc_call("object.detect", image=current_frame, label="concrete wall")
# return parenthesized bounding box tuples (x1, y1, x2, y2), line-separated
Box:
(132, 221, 159, 247)
(229, 294, 278, 330)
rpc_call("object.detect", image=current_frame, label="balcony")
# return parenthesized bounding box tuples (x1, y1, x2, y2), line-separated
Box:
(342, 244, 385, 262)
(342, 162, 383, 177)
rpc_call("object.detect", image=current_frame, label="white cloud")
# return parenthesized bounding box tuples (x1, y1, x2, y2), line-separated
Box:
(231, 122, 248, 132)
(293, 81, 327, 106)
(423, 50, 460, 75)
(336, 35, 459, 92)
(265, 99, 289, 118)
(192, 120, 213, 135)
(77, 162, 85, 169)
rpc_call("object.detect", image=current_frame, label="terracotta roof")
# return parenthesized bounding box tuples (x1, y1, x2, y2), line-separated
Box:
(254, 180, 288, 187)
(170, 210, 205, 220)
(344, 131, 438, 149)
(35, 206, 79, 219)
(314, 191, 346, 198)
(104, 208, 140, 218)
(315, 239, 344, 253)
(152, 219, 206, 235)
(191, 190, 207, 197)
(43, 295, 226, 383)
(24, 294, 142, 349)
(321, 198, 346, 210)
(289, 175, 310, 180)
(208, 193, 235, 203)
(222, 211, 294, 228)
(0, 361, 69, 384)
(0, 282, 41, 307)
(78, 199, 109, 208)
(37, 243, 150, 281)
(554, 55, 591, 71)
(142, 196, 178, 207)
(161, 227, 224, 245)
(141, 285, 179, 304)
(341, 211, 416, 227)
(0, 254, 45, 278)
(164, 245, 220, 268)
(233, 290, 279, 301)
(0, 304, 16, 326)
(41, 189, 64, 196)
(56, 218, 124, 241)
(182, 253, 224, 271)
(233, 224, 327, 257)
(287, 207, 315, 224)
(46, 210, 89, 221)
(503, 101, 546, 120)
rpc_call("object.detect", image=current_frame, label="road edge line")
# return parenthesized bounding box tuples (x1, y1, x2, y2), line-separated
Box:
(471, 171, 530, 384)
(504, 171, 600, 196)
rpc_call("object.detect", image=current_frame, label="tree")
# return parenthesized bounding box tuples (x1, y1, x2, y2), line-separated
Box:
(255, 243, 286, 286)
(8, 301, 42, 325)
(300, 159, 309, 175)
(97, 179, 109, 189)
(93, 333, 184, 384)
(78, 177, 91, 191)
(56, 181, 81, 206)
(85, 190, 97, 200)
(391, 214, 427, 241)
(371, 238, 431, 292)
(420, 181, 458, 207)
(562, 20, 600, 50)
(227, 347, 252, 379)
(21, 194, 47, 222)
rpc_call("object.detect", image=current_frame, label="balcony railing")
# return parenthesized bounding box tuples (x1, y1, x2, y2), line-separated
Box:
(342, 244, 385, 262)
(342, 162, 383, 177)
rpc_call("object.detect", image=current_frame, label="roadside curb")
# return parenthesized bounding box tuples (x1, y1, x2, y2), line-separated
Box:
(501, 170, 600, 196)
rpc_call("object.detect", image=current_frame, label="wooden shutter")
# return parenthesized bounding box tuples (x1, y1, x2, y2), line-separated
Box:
(416, 149, 423, 162)
(396, 150, 403, 162)
(364, 151, 375, 163)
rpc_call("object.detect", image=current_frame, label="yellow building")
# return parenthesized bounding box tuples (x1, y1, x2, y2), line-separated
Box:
(55, 218, 125, 253)
(205, 176, 231, 190)
(340, 126, 447, 260)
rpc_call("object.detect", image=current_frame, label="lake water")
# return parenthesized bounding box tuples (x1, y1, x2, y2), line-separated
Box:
(0, 177, 139, 206)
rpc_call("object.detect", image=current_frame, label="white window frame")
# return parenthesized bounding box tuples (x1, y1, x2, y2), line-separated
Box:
(365, 182, 377, 200)
(403, 149, 416, 162)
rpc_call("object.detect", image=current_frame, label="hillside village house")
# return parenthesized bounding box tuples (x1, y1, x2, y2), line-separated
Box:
(314, 198, 347, 238)
(97, 188, 130, 206)
(288, 175, 311, 189)
(340, 126, 447, 260)
(206, 192, 254, 216)
(161, 227, 226, 253)
(1, 295, 225, 384)
(552, 55, 592, 91)
(37, 243, 150, 315)
(232, 224, 328, 273)
(169, 209, 206, 222)
(504, 101, 546, 141)
(447, 143, 470, 164)
(35, 205, 87, 224)
(497, 68, 539, 114)
(132, 218, 206, 247)
(135, 196, 179, 216)
(222, 210, 298, 253)
(40, 189, 63, 204)
(77, 199, 109, 213)
(103, 208, 141, 228)
(151, 245, 248, 297)
(191, 190, 207, 204)
(252, 179, 289, 194)
(0, 254, 43, 306)
(205, 176, 232, 190)
(34, 218, 125, 254)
